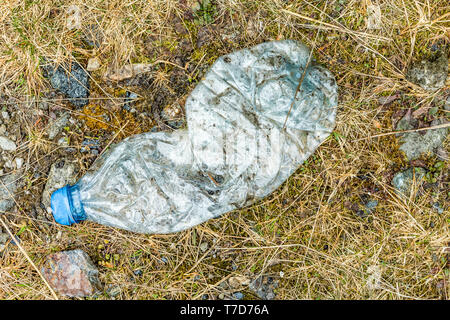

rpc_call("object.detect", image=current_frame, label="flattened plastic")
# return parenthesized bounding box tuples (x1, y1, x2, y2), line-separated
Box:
(53, 40, 338, 234)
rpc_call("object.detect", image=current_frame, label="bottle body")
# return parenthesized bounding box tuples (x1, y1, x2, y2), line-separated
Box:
(51, 40, 338, 234)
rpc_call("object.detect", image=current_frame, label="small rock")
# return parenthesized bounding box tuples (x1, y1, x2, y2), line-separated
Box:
(4, 159, 13, 169)
(47, 112, 70, 140)
(233, 292, 244, 300)
(445, 96, 450, 112)
(66, 5, 82, 30)
(0, 232, 9, 244)
(248, 276, 278, 300)
(160, 256, 168, 264)
(106, 284, 121, 298)
(396, 117, 448, 161)
(1, 111, 10, 121)
(362, 200, 378, 216)
(0, 124, 6, 135)
(57, 137, 69, 147)
(199, 242, 209, 252)
(44, 62, 90, 107)
(123, 91, 138, 111)
(0, 232, 8, 252)
(432, 202, 444, 214)
(392, 167, 426, 196)
(133, 269, 143, 277)
(0, 136, 17, 151)
(81, 138, 100, 153)
(14, 158, 24, 169)
(228, 275, 250, 288)
(42, 160, 77, 208)
(86, 57, 101, 71)
(104, 63, 152, 82)
(0, 173, 20, 212)
(366, 4, 382, 30)
(41, 249, 101, 297)
(406, 52, 448, 91)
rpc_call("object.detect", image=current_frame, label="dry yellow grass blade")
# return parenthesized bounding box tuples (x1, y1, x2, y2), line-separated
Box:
(0, 216, 58, 300)
(357, 122, 450, 141)
(281, 9, 392, 41)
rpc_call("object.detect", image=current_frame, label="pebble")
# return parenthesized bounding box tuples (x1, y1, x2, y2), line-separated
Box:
(0, 136, 17, 151)
(133, 269, 143, 277)
(396, 116, 448, 161)
(233, 292, 244, 300)
(1, 111, 9, 121)
(392, 167, 426, 196)
(228, 275, 250, 288)
(45, 62, 90, 107)
(15, 158, 23, 169)
(0, 232, 9, 252)
(87, 57, 101, 71)
(41, 160, 77, 208)
(0, 173, 20, 212)
(41, 249, 101, 297)
(248, 276, 278, 300)
(47, 112, 70, 140)
(432, 202, 444, 214)
(406, 51, 448, 91)
(199, 242, 209, 252)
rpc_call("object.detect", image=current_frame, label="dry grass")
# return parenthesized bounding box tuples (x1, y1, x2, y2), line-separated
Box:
(0, 0, 449, 300)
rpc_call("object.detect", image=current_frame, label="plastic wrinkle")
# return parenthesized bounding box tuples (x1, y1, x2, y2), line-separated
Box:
(71, 40, 338, 234)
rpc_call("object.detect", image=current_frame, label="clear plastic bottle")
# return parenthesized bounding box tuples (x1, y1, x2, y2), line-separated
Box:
(51, 40, 337, 234)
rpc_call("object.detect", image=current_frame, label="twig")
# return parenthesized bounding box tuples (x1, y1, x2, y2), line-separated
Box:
(355, 122, 450, 141)
(282, 29, 321, 129)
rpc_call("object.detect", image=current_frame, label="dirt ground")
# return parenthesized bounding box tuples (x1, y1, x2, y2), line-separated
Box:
(0, 0, 448, 300)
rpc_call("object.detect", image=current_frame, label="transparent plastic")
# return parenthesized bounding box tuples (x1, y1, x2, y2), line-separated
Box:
(52, 40, 338, 234)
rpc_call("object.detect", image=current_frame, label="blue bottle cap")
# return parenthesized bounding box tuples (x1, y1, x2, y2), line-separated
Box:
(50, 185, 86, 226)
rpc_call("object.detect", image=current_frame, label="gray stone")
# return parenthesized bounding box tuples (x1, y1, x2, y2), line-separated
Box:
(0, 173, 20, 212)
(1, 111, 10, 121)
(199, 242, 209, 252)
(45, 62, 90, 107)
(396, 117, 448, 160)
(42, 160, 77, 208)
(105, 284, 121, 298)
(392, 167, 426, 196)
(57, 137, 69, 147)
(0, 136, 17, 151)
(233, 292, 244, 300)
(406, 52, 448, 91)
(0, 232, 8, 243)
(357, 200, 379, 217)
(0, 232, 8, 252)
(248, 276, 278, 300)
(41, 249, 101, 297)
(14, 158, 23, 169)
(432, 202, 444, 214)
(445, 96, 450, 112)
(47, 112, 70, 140)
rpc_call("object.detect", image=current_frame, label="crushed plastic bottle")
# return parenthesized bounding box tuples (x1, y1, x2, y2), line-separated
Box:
(51, 40, 338, 234)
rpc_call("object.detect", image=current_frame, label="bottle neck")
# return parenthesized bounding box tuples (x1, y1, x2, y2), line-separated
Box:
(68, 184, 86, 223)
